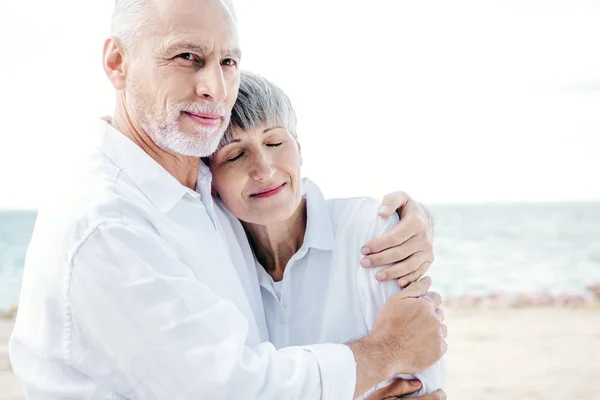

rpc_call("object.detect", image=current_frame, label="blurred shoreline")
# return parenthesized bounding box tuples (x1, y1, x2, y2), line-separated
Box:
(2, 283, 600, 317)
(4, 203, 600, 311)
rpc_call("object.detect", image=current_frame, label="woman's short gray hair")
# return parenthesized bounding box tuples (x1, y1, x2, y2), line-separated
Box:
(217, 71, 298, 151)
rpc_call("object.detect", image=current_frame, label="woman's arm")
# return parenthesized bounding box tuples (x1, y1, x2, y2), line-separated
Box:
(352, 199, 446, 398)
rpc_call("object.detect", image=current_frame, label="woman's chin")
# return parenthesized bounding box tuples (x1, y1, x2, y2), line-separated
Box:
(243, 206, 297, 226)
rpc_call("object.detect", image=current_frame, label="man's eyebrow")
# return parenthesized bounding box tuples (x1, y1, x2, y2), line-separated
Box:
(223, 48, 242, 59)
(166, 43, 241, 59)
(169, 43, 212, 54)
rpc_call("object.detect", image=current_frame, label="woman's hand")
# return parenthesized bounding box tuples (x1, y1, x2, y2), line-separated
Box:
(360, 191, 434, 287)
(365, 378, 446, 400)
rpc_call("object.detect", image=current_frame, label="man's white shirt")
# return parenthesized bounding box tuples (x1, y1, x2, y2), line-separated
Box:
(9, 119, 356, 400)
(240, 179, 446, 398)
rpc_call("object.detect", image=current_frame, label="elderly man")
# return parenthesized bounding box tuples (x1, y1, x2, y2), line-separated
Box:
(9, 0, 446, 399)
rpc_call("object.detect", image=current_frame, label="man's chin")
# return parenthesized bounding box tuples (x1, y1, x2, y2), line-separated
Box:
(173, 143, 218, 158)
(153, 135, 208, 158)
(163, 125, 222, 157)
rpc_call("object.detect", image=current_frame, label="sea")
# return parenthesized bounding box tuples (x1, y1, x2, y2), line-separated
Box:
(1, 203, 600, 311)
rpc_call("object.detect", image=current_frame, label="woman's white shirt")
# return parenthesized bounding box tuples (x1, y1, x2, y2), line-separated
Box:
(250, 178, 446, 398)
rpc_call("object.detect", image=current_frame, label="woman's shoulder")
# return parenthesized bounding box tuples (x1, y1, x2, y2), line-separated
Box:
(326, 196, 400, 242)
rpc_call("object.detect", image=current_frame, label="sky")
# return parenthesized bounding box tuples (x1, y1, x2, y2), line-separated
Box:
(0, 0, 599, 209)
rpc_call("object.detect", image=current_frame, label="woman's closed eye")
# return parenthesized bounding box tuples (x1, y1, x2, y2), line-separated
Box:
(266, 142, 283, 147)
(227, 152, 244, 163)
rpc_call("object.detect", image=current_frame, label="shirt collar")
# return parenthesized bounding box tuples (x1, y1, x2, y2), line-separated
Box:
(97, 118, 202, 213)
(254, 178, 335, 290)
(300, 178, 336, 253)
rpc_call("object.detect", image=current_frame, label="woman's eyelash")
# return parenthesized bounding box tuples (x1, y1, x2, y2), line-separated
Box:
(226, 142, 282, 162)
(227, 152, 244, 162)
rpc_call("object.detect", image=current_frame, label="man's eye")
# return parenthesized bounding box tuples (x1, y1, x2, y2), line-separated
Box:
(266, 142, 283, 147)
(221, 58, 238, 67)
(177, 53, 196, 61)
(227, 152, 244, 162)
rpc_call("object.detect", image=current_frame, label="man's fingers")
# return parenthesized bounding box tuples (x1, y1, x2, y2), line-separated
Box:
(417, 389, 447, 400)
(436, 307, 445, 322)
(373, 251, 430, 283)
(362, 222, 413, 255)
(421, 291, 442, 309)
(413, 389, 447, 400)
(361, 234, 428, 269)
(396, 260, 432, 288)
(397, 276, 432, 298)
(378, 191, 411, 217)
(365, 378, 422, 400)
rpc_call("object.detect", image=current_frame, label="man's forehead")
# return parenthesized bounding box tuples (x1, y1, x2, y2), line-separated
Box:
(152, 0, 239, 45)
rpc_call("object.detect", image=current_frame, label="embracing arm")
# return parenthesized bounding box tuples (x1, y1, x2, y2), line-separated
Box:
(66, 220, 358, 400)
(66, 219, 443, 400)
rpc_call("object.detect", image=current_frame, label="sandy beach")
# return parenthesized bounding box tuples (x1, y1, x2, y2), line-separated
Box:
(2, 306, 599, 400)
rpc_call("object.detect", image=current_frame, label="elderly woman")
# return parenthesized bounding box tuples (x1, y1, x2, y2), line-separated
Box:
(207, 71, 446, 399)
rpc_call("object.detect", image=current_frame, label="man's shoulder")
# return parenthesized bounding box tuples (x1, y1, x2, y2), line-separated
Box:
(37, 152, 156, 257)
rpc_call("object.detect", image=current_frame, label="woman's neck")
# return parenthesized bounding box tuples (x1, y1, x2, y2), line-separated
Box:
(242, 198, 307, 282)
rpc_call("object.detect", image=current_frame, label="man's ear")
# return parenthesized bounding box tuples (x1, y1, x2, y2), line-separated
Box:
(103, 37, 128, 90)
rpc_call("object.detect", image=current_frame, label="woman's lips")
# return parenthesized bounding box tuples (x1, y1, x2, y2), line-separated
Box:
(250, 183, 286, 198)
(184, 111, 221, 127)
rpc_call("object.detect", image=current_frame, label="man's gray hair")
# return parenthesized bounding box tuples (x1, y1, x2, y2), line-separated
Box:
(217, 71, 298, 151)
(110, 0, 236, 51)
(111, 0, 155, 51)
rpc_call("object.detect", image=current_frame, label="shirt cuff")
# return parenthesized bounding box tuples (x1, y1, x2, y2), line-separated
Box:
(303, 343, 357, 400)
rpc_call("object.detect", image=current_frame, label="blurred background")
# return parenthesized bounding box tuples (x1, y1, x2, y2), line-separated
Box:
(1, 0, 599, 398)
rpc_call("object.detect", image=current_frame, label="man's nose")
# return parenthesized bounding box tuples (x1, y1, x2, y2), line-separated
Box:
(195, 63, 227, 102)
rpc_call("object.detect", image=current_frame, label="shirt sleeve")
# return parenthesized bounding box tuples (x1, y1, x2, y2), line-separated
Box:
(66, 220, 357, 400)
(355, 206, 447, 398)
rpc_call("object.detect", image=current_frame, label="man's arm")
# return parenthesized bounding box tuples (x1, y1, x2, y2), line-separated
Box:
(67, 221, 444, 399)
(361, 192, 435, 287)
(67, 221, 354, 400)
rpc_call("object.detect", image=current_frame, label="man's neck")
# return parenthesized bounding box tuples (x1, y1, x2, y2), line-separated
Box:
(242, 199, 307, 282)
(111, 106, 200, 191)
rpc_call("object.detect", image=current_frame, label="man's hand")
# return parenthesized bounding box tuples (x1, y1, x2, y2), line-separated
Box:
(365, 379, 447, 400)
(361, 191, 434, 287)
(349, 277, 447, 398)
(365, 378, 422, 399)
(371, 277, 447, 375)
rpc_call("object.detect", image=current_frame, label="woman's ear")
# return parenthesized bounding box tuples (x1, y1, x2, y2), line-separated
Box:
(296, 138, 303, 166)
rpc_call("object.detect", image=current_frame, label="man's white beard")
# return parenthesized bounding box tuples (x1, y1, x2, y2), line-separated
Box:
(129, 85, 230, 158)
(142, 112, 230, 158)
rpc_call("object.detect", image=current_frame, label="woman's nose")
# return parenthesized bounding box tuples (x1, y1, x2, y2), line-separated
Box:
(251, 154, 275, 180)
